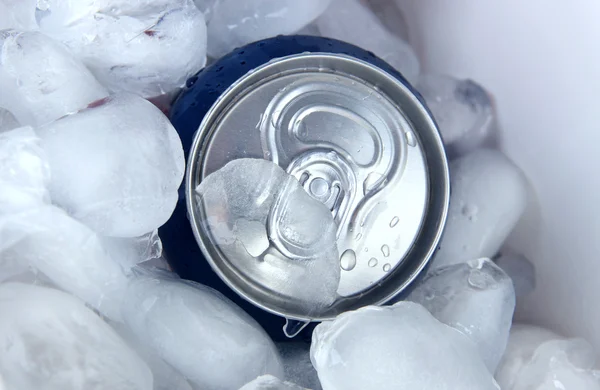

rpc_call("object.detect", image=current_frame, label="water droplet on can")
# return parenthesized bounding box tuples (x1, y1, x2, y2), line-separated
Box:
(340, 249, 357, 271)
(355, 233, 362, 241)
(368, 258, 378, 267)
(381, 244, 390, 257)
(405, 131, 417, 147)
(283, 318, 310, 338)
(383, 263, 391, 272)
(390, 216, 399, 228)
(363, 172, 384, 196)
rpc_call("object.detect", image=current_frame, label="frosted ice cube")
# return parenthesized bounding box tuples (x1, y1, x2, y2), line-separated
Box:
(317, 0, 419, 83)
(196, 158, 340, 310)
(277, 343, 321, 390)
(239, 375, 308, 390)
(496, 324, 561, 388)
(35, 93, 185, 237)
(408, 258, 516, 373)
(418, 74, 495, 159)
(38, 0, 207, 97)
(101, 230, 163, 273)
(0, 31, 108, 127)
(0, 205, 129, 320)
(495, 251, 536, 297)
(0, 126, 50, 215)
(497, 330, 600, 390)
(311, 302, 499, 390)
(0, 283, 152, 390)
(364, 0, 410, 41)
(0, 107, 19, 132)
(121, 273, 284, 390)
(206, 0, 332, 58)
(432, 149, 528, 269)
(0, 0, 37, 30)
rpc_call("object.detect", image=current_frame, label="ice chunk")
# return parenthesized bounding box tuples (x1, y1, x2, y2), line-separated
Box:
(495, 251, 536, 297)
(497, 328, 600, 390)
(101, 230, 163, 273)
(38, 0, 207, 97)
(408, 258, 515, 372)
(121, 273, 284, 390)
(1, 205, 129, 320)
(0, 0, 37, 30)
(432, 149, 528, 269)
(364, 0, 410, 41)
(35, 93, 185, 237)
(195, 158, 340, 310)
(496, 324, 561, 389)
(317, 0, 419, 83)
(277, 343, 321, 390)
(0, 31, 108, 127)
(417, 74, 495, 159)
(239, 375, 308, 390)
(0, 283, 152, 390)
(311, 302, 499, 390)
(0, 126, 50, 215)
(0, 107, 19, 132)
(206, 0, 332, 58)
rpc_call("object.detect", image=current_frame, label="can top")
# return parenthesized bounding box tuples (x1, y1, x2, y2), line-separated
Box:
(187, 52, 449, 320)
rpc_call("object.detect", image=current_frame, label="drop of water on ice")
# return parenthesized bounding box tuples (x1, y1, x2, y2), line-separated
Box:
(381, 245, 390, 257)
(383, 263, 391, 272)
(368, 258, 378, 267)
(390, 216, 399, 228)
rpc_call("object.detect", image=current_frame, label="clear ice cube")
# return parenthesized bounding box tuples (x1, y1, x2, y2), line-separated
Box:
(0, 205, 130, 320)
(432, 149, 528, 269)
(0, 283, 152, 390)
(408, 258, 516, 373)
(495, 251, 536, 297)
(195, 158, 340, 310)
(0, 107, 19, 132)
(496, 325, 600, 390)
(239, 375, 308, 390)
(206, 0, 332, 58)
(417, 74, 495, 159)
(316, 0, 420, 83)
(35, 93, 185, 237)
(101, 230, 163, 273)
(277, 343, 322, 390)
(0, 31, 109, 127)
(121, 272, 284, 390)
(0, 126, 50, 216)
(38, 0, 207, 97)
(310, 302, 500, 390)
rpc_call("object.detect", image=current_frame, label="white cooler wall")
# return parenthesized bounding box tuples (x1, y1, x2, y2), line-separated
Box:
(397, 0, 600, 348)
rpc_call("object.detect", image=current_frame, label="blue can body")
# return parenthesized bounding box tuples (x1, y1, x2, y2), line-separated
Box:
(160, 35, 415, 341)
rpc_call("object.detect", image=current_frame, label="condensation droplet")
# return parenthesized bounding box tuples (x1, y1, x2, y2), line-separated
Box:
(405, 131, 417, 147)
(390, 216, 399, 228)
(383, 263, 391, 272)
(381, 244, 390, 257)
(340, 249, 357, 271)
(364, 247, 369, 252)
(363, 172, 384, 196)
(355, 233, 362, 241)
(368, 258, 378, 267)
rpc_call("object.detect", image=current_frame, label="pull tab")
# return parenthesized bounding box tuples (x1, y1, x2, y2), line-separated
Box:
(283, 318, 310, 338)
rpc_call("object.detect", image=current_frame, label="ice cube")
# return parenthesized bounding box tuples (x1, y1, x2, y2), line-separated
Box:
(121, 272, 284, 390)
(432, 149, 528, 269)
(239, 375, 308, 390)
(364, 0, 410, 41)
(408, 258, 516, 373)
(35, 93, 185, 237)
(38, 0, 207, 97)
(495, 324, 562, 389)
(0, 283, 152, 390)
(101, 230, 163, 273)
(311, 302, 499, 390)
(195, 158, 340, 310)
(0, 126, 50, 215)
(277, 343, 321, 390)
(206, 0, 332, 58)
(499, 335, 600, 390)
(316, 0, 419, 83)
(495, 251, 536, 297)
(0, 31, 109, 127)
(0, 205, 129, 320)
(417, 74, 495, 159)
(0, 107, 19, 132)
(0, 0, 37, 30)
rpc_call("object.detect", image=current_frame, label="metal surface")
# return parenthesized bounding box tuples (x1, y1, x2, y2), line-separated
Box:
(186, 53, 449, 320)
